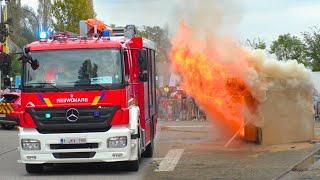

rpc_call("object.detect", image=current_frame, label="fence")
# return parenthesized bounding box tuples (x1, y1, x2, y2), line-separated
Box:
(157, 95, 206, 121)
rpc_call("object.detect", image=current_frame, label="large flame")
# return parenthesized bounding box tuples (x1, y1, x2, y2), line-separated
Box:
(170, 22, 258, 135)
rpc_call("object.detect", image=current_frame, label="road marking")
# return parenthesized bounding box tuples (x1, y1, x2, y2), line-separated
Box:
(155, 149, 184, 172)
(0, 147, 17, 156)
(152, 158, 164, 161)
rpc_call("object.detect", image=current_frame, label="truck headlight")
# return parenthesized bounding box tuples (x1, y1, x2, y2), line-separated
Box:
(107, 136, 127, 148)
(21, 139, 41, 151)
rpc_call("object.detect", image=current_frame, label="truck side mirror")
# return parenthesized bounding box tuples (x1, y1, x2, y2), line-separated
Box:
(139, 72, 148, 82)
(138, 50, 147, 71)
(20, 46, 39, 70)
(31, 59, 39, 70)
(20, 55, 39, 70)
(24, 47, 31, 55)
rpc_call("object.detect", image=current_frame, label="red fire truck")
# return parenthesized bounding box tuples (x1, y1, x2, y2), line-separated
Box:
(18, 19, 157, 173)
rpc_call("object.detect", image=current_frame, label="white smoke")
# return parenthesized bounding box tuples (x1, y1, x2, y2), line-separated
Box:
(173, 0, 314, 101)
(245, 50, 313, 102)
(171, 0, 314, 135)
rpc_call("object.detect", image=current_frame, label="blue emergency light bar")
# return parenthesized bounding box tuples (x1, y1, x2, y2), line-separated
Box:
(102, 30, 110, 38)
(39, 32, 47, 40)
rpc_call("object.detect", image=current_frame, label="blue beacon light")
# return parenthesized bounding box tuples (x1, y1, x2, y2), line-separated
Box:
(39, 32, 47, 40)
(102, 30, 110, 39)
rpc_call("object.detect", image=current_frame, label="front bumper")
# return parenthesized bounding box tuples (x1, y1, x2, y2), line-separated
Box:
(18, 126, 139, 164)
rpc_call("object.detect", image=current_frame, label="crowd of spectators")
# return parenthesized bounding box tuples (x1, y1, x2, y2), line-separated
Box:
(157, 86, 206, 121)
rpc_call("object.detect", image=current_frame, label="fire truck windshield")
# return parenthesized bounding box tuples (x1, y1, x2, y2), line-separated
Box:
(23, 49, 123, 91)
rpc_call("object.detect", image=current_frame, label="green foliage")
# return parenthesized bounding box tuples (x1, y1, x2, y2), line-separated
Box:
(246, 37, 266, 50)
(38, 0, 52, 31)
(7, 0, 39, 78)
(137, 25, 171, 63)
(270, 34, 306, 65)
(51, 0, 96, 33)
(303, 28, 320, 71)
(8, 0, 36, 48)
(10, 48, 22, 76)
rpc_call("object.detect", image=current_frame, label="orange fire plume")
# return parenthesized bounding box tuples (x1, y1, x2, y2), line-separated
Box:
(170, 22, 258, 136)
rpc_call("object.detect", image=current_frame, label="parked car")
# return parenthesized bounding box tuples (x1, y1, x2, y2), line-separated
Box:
(0, 92, 22, 130)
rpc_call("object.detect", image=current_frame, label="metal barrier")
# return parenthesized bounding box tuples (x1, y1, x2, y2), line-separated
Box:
(158, 97, 206, 121)
(315, 101, 320, 121)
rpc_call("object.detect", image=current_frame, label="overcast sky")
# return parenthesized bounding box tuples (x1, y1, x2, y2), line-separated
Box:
(22, 0, 320, 43)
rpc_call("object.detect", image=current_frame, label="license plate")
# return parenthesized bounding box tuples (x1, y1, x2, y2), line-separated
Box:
(60, 137, 86, 144)
(0, 114, 5, 117)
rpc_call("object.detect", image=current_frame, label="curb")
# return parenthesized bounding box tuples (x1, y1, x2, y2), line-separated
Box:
(160, 125, 210, 132)
(275, 144, 320, 180)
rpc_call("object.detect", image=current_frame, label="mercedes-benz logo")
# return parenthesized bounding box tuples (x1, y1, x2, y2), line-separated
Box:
(66, 108, 79, 122)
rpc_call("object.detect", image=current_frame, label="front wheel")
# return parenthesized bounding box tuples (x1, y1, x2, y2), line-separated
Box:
(126, 160, 139, 171)
(127, 130, 141, 171)
(142, 140, 154, 158)
(25, 164, 44, 174)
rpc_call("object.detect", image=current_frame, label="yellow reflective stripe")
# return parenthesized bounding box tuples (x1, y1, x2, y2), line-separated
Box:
(0, 104, 4, 114)
(44, 98, 53, 107)
(92, 96, 100, 105)
(5, 104, 11, 114)
(1, 104, 8, 114)
(6, 103, 14, 113)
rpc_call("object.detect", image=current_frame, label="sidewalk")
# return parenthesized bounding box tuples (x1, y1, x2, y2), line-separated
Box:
(146, 120, 320, 180)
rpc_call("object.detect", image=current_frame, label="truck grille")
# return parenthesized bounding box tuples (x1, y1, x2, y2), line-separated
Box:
(26, 106, 119, 134)
(50, 143, 99, 150)
(53, 152, 96, 159)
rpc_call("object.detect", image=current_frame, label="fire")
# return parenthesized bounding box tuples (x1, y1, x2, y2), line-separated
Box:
(170, 22, 258, 136)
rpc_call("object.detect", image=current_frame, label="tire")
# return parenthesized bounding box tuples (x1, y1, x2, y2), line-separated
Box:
(142, 140, 154, 158)
(127, 130, 141, 172)
(126, 160, 139, 171)
(3, 124, 15, 130)
(25, 164, 44, 174)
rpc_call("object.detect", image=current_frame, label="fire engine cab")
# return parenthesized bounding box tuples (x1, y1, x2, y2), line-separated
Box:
(18, 19, 157, 173)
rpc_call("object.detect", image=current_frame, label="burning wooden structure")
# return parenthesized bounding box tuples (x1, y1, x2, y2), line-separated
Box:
(244, 88, 314, 145)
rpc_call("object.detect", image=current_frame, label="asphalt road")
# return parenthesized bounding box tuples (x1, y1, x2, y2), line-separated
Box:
(1, 121, 319, 180)
(0, 127, 153, 180)
(0, 121, 210, 180)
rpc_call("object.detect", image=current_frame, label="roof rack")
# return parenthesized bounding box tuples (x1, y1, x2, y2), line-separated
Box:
(112, 25, 136, 38)
(112, 27, 125, 37)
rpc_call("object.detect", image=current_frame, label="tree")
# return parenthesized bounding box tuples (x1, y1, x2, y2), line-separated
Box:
(137, 25, 171, 62)
(51, 0, 96, 33)
(246, 37, 266, 50)
(303, 27, 320, 71)
(8, 0, 36, 48)
(270, 34, 306, 65)
(10, 48, 22, 76)
(7, 0, 38, 77)
(38, 0, 52, 32)
(22, 6, 39, 40)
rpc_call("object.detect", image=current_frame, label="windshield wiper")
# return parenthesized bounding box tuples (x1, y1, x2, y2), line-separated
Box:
(26, 82, 63, 91)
